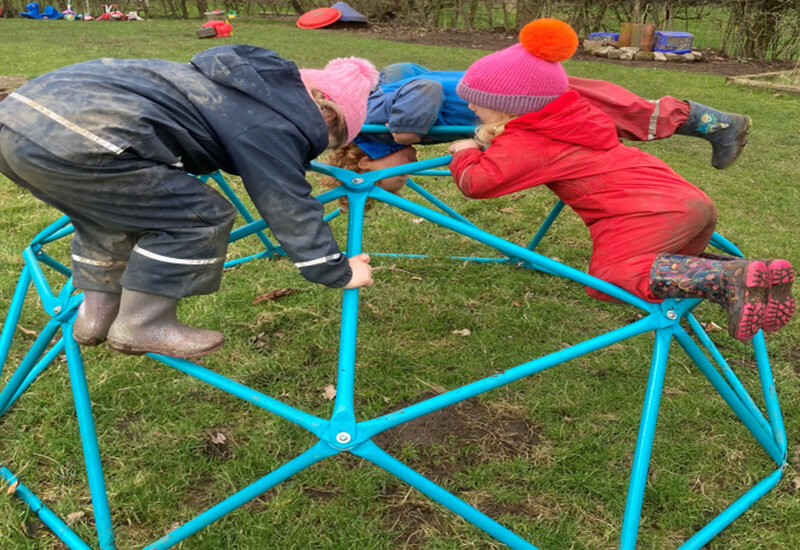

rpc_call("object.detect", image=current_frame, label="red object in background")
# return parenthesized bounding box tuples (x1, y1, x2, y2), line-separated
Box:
(202, 19, 232, 38)
(296, 7, 341, 29)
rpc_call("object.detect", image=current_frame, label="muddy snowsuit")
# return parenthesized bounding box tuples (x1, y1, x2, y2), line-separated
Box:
(449, 90, 716, 302)
(0, 45, 352, 299)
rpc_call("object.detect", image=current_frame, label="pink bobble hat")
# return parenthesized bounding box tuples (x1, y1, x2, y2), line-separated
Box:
(457, 18, 579, 115)
(299, 57, 379, 144)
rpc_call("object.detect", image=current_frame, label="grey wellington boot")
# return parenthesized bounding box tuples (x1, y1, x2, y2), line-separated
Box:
(106, 289, 224, 358)
(73, 290, 121, 346)
(677, 101, 752, 169)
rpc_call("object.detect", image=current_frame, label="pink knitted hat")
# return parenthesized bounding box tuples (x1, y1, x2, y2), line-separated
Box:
(457, 18, 578, 115)
(299, 57, 379, 143)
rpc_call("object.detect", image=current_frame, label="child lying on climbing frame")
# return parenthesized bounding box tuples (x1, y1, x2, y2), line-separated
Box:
(445, 18, 795, 342)
(323, 59, 752, 195)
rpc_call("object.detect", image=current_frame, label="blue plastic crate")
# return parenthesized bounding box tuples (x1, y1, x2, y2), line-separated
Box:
(588, 32, 619, 42)
(653, 31, 694, 54)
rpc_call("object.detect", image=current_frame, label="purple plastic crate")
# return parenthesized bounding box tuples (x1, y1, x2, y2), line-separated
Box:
(653, 31, 694, 54)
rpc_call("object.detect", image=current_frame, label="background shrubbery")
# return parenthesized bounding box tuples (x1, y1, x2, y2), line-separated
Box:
(4, 0, 799, 59)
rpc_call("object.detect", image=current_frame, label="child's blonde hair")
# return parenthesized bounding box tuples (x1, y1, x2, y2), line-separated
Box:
(474, 112, 517, 146)
(319, 143, 376, 213)
(311, 89, 348, 150)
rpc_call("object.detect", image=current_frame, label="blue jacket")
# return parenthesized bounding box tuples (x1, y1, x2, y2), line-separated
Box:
(355, 68, 477, 159)
(0, 45, 351, 287)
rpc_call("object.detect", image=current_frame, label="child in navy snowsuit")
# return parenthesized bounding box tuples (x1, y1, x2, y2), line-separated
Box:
(0, 45, 378, 358)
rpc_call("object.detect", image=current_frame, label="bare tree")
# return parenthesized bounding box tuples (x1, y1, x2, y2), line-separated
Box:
(723, 0, 800, 59)
(516, 0, 553, 29)
(1, 0, 15, 18)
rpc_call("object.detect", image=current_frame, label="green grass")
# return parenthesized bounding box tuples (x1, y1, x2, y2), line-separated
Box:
(1, 17, 800, 550)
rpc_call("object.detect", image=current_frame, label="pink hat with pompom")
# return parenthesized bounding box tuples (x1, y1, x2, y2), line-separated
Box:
(299, 57, 379, 144)
(457, 18, 578, 114)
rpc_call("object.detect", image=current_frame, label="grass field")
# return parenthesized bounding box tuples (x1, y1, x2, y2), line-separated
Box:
(1, 17, 799, 550)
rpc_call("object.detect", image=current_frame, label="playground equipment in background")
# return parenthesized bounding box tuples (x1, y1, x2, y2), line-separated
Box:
(0, 125, 789, 549)
(19, 2, 64, 19)
(331, 1, 367, 23)
(195, 18, 233, 38)
(296, 2, 367, 29)
(97, 4, 123, 19)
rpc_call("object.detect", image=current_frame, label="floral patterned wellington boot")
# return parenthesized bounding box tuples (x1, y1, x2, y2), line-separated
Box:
(701, 253, 796, 333)
(650, 254, 769, 341)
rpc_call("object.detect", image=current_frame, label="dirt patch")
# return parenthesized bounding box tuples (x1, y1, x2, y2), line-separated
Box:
(203, 429, 236, 460)
(372, 395, 548, 547)
(372, 394, 542, 483)
(334, 24, 798, 78)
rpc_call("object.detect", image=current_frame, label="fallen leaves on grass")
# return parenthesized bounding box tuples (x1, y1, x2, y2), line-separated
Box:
(322, 384, 336, 400)
(66, 511, 85, 524)
(6, 480, 19, 495)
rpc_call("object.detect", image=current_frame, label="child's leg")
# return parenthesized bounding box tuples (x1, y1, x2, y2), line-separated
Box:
(650, 255, 768, 340)
(677, 101, 752, 169)
(567, 77, 750, 169)
(1, 129, 125, 345)
(586, 190, 718, 302)
(700, 253, 795, 332)
(586, 192, 775, 340)
(69, 223, 132, 345)
(567, 76, 689, 141)
(0, 128, 237, 356)
(379, 63, 431, 85)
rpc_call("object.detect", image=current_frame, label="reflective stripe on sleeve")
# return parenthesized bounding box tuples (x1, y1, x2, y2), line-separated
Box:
(294, 253, 342, 268)
(132, 244, 226, 266)
(8, 92, 126, 155)
(647, 99, 660, 141)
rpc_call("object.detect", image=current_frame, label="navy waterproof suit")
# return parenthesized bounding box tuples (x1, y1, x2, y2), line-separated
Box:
(0, 45, 352, 298)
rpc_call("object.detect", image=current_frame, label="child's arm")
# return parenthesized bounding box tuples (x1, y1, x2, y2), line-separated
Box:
(384, 79, 445, 142)
(229, 129, 357, 288)
(448, 133, 552, 199)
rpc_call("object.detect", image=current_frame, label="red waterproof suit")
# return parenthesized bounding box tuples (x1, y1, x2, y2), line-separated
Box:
(449, 90, 716, 302)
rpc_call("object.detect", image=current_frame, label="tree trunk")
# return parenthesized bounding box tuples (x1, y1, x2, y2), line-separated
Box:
(289, 0, 306, 14)
(515, 0, 547, 29)
(1, 0, 15, 18)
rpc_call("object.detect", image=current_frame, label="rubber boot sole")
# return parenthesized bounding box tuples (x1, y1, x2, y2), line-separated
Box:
(73, 333, 107, 346)
(107, 338, 225, 359)
(762, 259, 795, 332)
(724, 260, 768, 341)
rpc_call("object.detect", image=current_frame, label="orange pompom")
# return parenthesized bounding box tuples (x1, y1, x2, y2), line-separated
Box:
(519, 18, 578, 62)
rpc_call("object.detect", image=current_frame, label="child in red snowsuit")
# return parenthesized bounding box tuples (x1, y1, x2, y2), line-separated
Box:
(447, 19, 795, 342)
